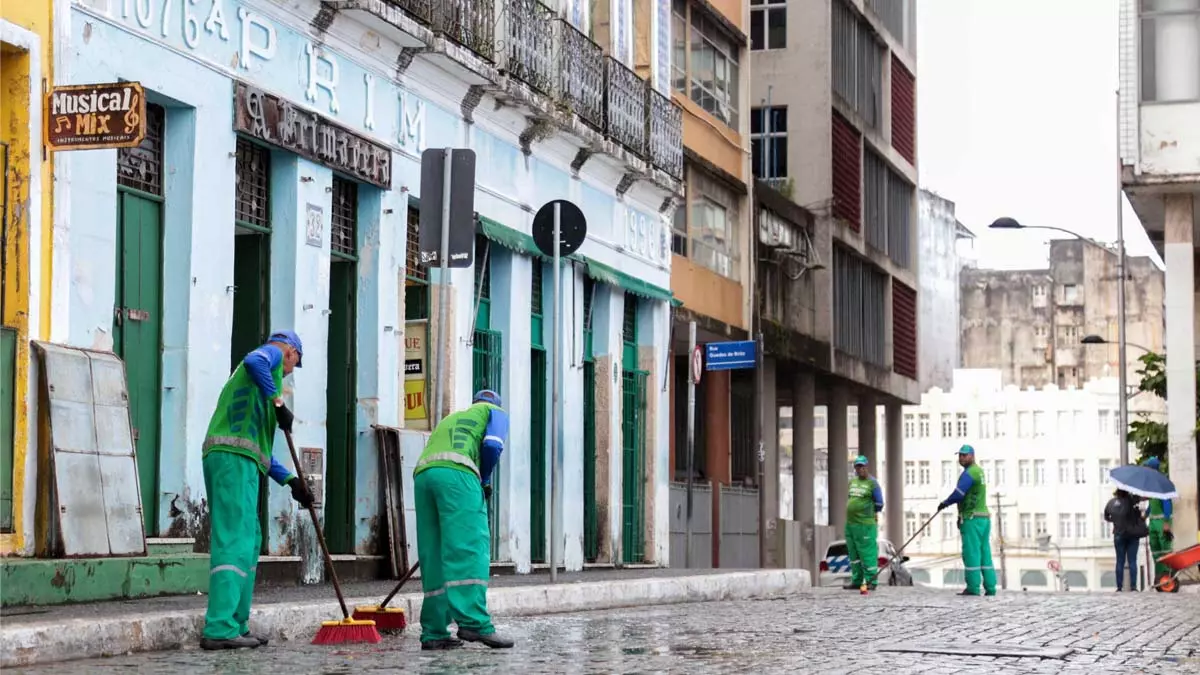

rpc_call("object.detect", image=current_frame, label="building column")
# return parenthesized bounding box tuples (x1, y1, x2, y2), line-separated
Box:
(1164, 193, 1198, 545)
(793, 371, 816, 572)
(885, 401, 904, 547)
(760, 358, 779, 567)
(706, 369, 731, 566)
(827, 385, 849, 535)
(858, 393, 877, 468)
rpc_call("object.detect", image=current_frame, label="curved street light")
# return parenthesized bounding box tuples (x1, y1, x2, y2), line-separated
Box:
(989, 216, 1131, 465)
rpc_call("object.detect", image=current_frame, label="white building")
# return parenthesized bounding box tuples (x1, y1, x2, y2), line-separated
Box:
(900, 369, 1165, 592)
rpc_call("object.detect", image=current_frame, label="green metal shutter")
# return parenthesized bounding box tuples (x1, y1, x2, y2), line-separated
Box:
(529, 262, 547, 564)
(472, 234, 504, 560)
(620, 294, 646, 564)
(582, 279, 598, 562)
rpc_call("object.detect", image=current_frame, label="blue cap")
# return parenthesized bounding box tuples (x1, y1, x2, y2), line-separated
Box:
(269, 330, 304, 368)
(474, 389, 502, 407)
(1142, 457, 1161, 470)
(853, 455, 868, 466)
(957, 444, 975, 455)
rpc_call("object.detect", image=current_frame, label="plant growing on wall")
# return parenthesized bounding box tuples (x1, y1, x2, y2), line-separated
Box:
(1127, 352, 1200, 470)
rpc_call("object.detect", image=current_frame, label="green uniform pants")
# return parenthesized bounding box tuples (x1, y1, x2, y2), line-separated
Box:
(960, 517, 997, 595)
(202, 451, 261, 640)
(845, 522, 879, 587)
(415, 467, 494, 642)
(1149, 518, 1173, 579)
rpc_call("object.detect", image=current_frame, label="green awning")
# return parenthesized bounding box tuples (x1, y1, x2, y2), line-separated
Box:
(585, 260, 674, 304)
(477, 215, 541, 258)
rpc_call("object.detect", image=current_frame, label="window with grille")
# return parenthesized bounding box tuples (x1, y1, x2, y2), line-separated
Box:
(750, 0, 786, 51)
(117, 103, 165, 196)
(405, 205, 429, 320)
(330, 177, 357, 257)
(235, 138, 271, 229)
(750, 106, 787, 179)
(583, 277, 594, 331)
(474, 234, 491, 299)
(531, 261, 543, 316)
(622, 294, 637, 345)
(832, 0, 884, 130)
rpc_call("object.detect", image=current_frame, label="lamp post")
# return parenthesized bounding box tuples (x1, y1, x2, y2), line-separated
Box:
(1035, 533, 1065, 591)
(989, 217, 1130, 465)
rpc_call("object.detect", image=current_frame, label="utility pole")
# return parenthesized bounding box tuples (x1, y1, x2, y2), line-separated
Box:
(1114, 90, 1130, 466)
(993, 492, 1011, 590)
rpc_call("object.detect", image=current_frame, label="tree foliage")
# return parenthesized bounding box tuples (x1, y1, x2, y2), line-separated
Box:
(1127, 352, 1200, 469)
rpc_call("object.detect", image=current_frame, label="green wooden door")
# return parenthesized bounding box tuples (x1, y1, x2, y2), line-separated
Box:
(529, 348, 547, 563)
(1, 327, 15, 532)
(619, 295, 644, 564)
(115, 189, 164, 535)
(326, 259, 357, 554)
(231, 232, 272, 552)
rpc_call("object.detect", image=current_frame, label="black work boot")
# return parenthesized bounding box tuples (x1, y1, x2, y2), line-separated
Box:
(200, 635, 262, 650)
(421, 637, 464, 651)
(842, 582, 861, 590)
(242, 631, 269, 646)
(458, 627, 515, 649)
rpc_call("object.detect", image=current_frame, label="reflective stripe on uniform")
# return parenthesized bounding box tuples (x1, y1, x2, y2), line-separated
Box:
(484, 435, 504, 446)
(203, 435, 269, 468)
(416, 451, 481, 477)
(211, 564, 248, 578)
(424, 578, 489, 599)
(1149, 514, 1165, 520)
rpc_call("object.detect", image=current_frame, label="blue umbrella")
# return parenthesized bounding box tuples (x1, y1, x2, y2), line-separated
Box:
(1109, 465, 1178, 500)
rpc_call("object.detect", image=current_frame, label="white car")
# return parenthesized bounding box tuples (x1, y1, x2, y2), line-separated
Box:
(818, 538, 914, 588)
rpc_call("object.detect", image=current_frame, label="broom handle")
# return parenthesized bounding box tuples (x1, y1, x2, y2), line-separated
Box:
(378, 561, 421, 610)
(284, 429, 351, 620)
(895, 511, 940, 558)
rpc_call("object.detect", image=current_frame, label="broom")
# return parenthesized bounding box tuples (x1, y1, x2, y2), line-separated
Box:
(352, 561, 420, 633)
(283, 429, 382, 645)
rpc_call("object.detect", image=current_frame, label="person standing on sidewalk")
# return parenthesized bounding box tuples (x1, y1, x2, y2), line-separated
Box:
(1142, 457, 1174, 583)
(413, 390, 515, 651)
(844, 455, 884, 591)
(1104, 488, 1148, 592)
(200, 331, 314, 650)
(937, 445, 997, 596)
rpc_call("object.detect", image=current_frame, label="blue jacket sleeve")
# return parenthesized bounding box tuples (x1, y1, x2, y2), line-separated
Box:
(872, 480, 884, 512)
(268, 457, 295, 486)
(942, 470, 975, 507)
(1163, 499, 1173, 520)
(243, 345, 283, 399)
(479, 409, 509, 486)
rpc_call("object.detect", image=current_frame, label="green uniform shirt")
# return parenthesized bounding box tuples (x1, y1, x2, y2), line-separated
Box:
(414, 403, 499, 479)
(202, 362, 282, 473)
(958, 463, 989, 518)
(846, 476, 882, 526)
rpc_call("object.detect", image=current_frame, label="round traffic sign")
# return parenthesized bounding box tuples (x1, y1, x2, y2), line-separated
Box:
(532, 199, 587, 258)
(691, 345, 703, 384)
(1047, 560, 1060, 572)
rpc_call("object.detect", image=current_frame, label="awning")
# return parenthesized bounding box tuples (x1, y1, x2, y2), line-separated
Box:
(585, 259, 673, 304)
(477, 215, 543, 258)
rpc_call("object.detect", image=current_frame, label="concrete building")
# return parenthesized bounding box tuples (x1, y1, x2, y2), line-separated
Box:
(1119, 0, 1200, 543)
(901, 369, 1165, 592)
(1, 0, 57, 558)
(917, 189, 973, 392)
(961, 241, 1165, 391)
(733, 0, 920, 570)
(27, 0, 683, 581)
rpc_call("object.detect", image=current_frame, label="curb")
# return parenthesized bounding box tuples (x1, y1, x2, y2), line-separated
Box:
(0, 570, 810, 667)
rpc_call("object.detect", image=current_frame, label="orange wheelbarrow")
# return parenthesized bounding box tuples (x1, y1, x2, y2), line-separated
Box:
(1154, 543, 1200, 593)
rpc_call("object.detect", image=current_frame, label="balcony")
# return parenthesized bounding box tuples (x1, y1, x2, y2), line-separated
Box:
(556, 19, 604, 131)
(646, 85, 683, 179)
(500, 0, 555, 93)
(605, 57, 646, 157)
(432, 0, 496, 61)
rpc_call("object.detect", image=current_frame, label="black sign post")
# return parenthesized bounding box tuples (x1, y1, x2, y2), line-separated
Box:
(532, 199, 587, 584)
(420, 148, 477, 428)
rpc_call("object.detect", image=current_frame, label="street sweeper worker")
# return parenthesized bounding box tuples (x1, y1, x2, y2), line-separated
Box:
(1142, 456, 1174, 581)
(199, 331, 314, 651)
(937, 444, 997, 596)
(844, 455, 884, 590)
(412, 389, 514, 651)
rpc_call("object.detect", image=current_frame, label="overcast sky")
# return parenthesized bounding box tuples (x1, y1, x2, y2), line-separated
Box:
(917, 0, 1162, 269)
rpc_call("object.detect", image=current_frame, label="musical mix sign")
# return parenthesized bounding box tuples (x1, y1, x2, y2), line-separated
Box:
(45, 82, 147, 151)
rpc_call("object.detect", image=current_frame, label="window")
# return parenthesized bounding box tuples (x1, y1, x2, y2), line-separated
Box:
(941, 513, 955, 540)
(1141, 0, 1200, 102)
(1021, 570, 1049, 587)
(751, 106, 788, 179)
(678, 166, 741, 279)
(918, 461, 930, 486)
(405, 206, 430, 320)
(941, 460, 954, 487)
(675, 2, 741, 127)
(1020, 513, 1033, 540)
(940, 413, 953, 438)
(1033, 285, 1047, 298)
(849, 408, 859, 429)
(1032, 411, 1045, 437)
(1058, 459, 1070, 484)
(1058, 325, 1079, 348)
(1101, 520, 1114, 540)
(1034, 459, 1046, 485)
(750, 0, 786, 50)
(1074, 459, 1086, 484)
(330, 177, 358, 257)
(1073, 410, 1083, 432)
(815, 411, 827, 428)
(904, 461, 915, 486)
(918, 413, 930, 438)
(1017, 411, 1031, 438)
(1075, 513, 1088, 540)
(1062, 284, 1080, 304)
(1059, 513, 1071, 540)
(862, 148, 914, 267)
(235, 138, 271, 229)
(832, 0, 884, 130)
(1019, 460, 1031, 486)
(1099, 459, 1112, 483)
(1057, 410, 1070, 435)
(903, 413, 915, 439)
(1035, 513, 1047, 535)
(997, 515, 1008, 538)
(955, 413, 968, 438)
(994, 460, 1006, 487)
(980, 412, 993, 439)
(1099, 410, 1112, 435)
(833, 245, 888, 366)
(1100, 570, 1117, 588)
(943, 568, 966, 586)
(995, 412, 1007, 437)
(904, 512, 917, 539)
(918, 513, 931, 538)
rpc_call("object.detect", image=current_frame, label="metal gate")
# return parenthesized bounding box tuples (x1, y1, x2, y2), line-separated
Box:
(583, 360, 598, 562)
(621, 369, 648, 564)
(529, 348, 547, 563)
(472, 328, 503, 560)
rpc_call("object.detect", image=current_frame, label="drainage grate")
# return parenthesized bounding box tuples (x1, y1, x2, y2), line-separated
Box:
(876, 642, 1075, 659)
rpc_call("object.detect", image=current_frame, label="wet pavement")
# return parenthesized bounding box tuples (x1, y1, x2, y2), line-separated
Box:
(7, 586, 1200, 674)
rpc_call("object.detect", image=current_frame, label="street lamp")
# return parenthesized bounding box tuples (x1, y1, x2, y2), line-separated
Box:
(1036, 533, 1066, 591)
(989, 216, 1130, 466)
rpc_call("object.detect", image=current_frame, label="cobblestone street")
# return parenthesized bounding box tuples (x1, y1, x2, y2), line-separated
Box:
(8, 587, 1198, 674)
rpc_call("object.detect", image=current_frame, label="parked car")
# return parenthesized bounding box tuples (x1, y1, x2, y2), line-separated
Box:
(818, 538, 915, 587)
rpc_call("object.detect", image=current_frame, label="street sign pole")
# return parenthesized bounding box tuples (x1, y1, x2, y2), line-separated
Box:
(432, 148, 453, 429)
(685, 321, 697, 568)
(550, 202, 562, 584)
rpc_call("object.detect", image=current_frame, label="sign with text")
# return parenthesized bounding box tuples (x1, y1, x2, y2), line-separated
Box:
(45, 82, 146, 151)
(404, 321, 430, 430)
(705, 340, 757, 371)
(233, 82, 392, 189)
(418, 148, 476, 268)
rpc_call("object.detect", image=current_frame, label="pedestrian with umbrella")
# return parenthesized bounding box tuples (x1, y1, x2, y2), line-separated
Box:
(1103, 488, 1148, 591)
(1109, 459, 1178, 588)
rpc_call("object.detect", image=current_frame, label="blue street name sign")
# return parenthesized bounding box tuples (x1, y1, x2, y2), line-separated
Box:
(705, 340, 757, 371)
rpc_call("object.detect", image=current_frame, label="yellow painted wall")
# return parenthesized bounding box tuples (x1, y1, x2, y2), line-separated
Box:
(2, 0, 54, 556)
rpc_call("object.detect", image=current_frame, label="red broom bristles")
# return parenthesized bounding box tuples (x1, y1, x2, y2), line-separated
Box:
(312, 618, 383, 645)
(351, 606, 407, 634)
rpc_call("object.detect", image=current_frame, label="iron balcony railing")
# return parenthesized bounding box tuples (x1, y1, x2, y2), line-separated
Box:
(385, 0, 434, 24)
(556, 18, 605, 130)
(501, 0, 555, 93)
(646, 84, 683, 179)
(604, 56, 646, 157)
(431, 0, 496, 61)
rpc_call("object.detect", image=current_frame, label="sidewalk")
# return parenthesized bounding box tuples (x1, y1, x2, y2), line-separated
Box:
(0, 568, 811, 667)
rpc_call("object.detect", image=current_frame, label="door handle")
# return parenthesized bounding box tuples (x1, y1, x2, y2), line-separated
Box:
(114, 306, 124, 327)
